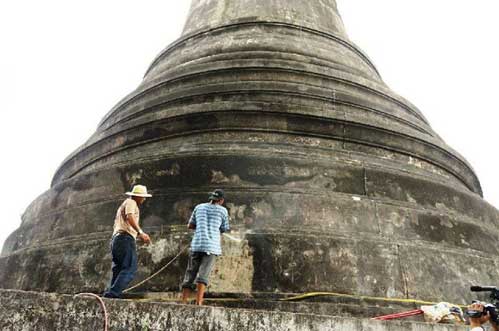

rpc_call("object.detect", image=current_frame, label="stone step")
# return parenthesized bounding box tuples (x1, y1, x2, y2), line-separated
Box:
(0, 290, 468, 330)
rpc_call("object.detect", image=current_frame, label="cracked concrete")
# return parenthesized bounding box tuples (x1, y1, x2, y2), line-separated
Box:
(0, 290, 469, 331)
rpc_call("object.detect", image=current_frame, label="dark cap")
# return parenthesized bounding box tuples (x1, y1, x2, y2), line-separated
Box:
(209, 189, 225, 201)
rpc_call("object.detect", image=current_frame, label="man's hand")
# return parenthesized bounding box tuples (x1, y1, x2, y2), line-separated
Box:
(468, 303, 490, 328)
(125, 213, 152, 245)
(138, 232, 152, 245)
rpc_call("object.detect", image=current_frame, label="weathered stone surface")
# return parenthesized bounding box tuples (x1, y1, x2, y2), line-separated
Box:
(0, 290, 468, 331)
(2, 0, 499, 323)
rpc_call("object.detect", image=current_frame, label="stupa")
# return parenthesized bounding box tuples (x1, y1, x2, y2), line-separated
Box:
(2, 0, 498, 316)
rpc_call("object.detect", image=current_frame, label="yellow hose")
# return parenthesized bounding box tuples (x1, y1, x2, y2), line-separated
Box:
(279, 292, 466, 308)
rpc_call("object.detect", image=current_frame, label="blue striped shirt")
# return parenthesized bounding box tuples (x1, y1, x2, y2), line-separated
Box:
(189, 202, 230, 255)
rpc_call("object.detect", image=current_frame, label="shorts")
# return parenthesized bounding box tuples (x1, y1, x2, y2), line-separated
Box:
(181, 251, 217, 290)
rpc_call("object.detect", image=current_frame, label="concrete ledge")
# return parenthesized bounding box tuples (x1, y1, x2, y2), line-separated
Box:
(0, 290, 468, 331)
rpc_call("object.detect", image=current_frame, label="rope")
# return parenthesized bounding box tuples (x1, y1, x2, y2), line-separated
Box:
(123, 233, 243, 293)
(74, 293, 109, 331)
(123, 245, 189, 293)
(72, 243, 190, 330)
(372, 309, 424, 320)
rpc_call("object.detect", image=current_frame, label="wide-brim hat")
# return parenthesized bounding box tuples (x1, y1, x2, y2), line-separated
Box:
(126, 185, 152, 198)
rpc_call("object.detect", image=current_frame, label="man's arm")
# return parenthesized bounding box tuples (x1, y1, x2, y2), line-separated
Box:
(188, 208, 196, 230)
(126, 214, 151, 244)
(220, 211, 230, 233)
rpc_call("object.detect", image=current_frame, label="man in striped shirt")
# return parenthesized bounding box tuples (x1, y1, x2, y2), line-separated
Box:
(181, 189, 230, 305)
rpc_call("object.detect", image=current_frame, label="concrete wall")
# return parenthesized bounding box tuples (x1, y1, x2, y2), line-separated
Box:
(0, 290, 468, 331)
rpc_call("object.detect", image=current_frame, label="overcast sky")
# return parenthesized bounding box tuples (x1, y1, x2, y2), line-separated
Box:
(1, 1, 498, 251)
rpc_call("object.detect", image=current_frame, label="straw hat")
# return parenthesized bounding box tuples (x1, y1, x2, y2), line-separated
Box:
(126, 185, 152, 198)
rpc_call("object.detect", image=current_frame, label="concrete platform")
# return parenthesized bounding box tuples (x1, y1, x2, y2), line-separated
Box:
(0, 290, 468, 331)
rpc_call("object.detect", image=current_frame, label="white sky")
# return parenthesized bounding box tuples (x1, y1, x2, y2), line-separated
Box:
(1, 1, 498, 251)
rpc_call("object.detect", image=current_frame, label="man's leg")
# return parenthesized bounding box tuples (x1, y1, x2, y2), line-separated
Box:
(108, 238, 123, 290)
(181, 252, 201, 304)
(104, 235, 137, 298)
(109, 259, 120, 289)
(196, 283, 207, 305)
(103, 236, 122, 297)
(195, 254, 216, 305)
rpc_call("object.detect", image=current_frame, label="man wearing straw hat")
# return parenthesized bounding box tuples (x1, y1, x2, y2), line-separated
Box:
(103, 185, 152, 299)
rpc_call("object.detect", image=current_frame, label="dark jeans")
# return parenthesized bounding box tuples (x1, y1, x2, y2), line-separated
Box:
(103, 233, 137, 298)
(182, 251, 217, 290)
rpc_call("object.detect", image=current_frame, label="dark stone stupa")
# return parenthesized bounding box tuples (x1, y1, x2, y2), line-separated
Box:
(2, 0, 498, 308)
